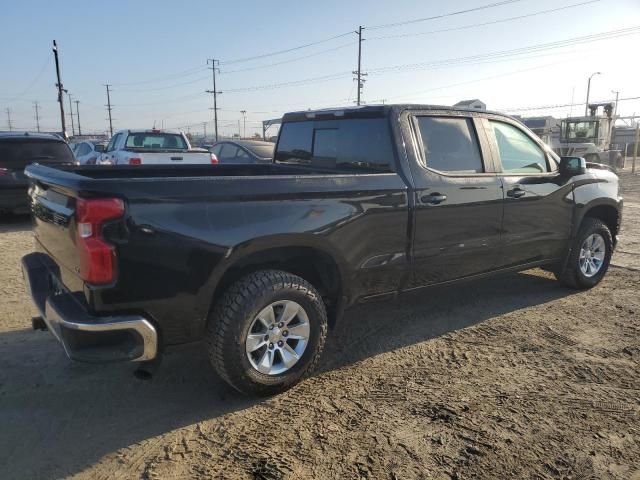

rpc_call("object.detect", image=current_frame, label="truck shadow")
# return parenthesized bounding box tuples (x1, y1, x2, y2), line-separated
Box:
(0, 269, 574, 479)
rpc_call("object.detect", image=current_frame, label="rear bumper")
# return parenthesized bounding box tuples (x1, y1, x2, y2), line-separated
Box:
(22, 252, 157, 363)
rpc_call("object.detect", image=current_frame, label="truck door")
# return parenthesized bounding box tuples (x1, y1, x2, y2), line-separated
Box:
(404, 112, 503, 287)
(484, 118, 574, 267)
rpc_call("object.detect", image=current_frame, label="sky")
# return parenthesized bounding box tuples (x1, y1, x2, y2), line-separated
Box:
(1, 0, 639, 138)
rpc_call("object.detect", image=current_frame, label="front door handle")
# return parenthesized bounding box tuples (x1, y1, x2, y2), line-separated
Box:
(507, 188, 526, 198)
(421, 193, 447, 205)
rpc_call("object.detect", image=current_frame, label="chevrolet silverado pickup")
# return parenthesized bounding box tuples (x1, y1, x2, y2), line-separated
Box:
(96, 129, 216, 165)
(22, 105, 622, 395)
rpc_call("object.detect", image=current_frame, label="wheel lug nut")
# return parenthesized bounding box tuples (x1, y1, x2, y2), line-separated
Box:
(277, 340, 283, 347)
(278, 322, 283, 328)
(269, 343, 274, 349)
(269, 325, 274, 330)
(283, 330, 288, 337)
(264, 334, 269, 340)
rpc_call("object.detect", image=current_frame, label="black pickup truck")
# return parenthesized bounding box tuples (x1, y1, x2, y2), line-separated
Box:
(22, 105, 622, 395)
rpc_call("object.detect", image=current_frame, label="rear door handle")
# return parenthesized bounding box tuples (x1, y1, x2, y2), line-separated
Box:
(507, 188, 526, 198)
(421, 193, 447, 205)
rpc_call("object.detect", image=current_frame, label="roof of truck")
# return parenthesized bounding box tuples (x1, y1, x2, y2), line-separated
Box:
(0, 131, 66, 142)
(281, 104, 513, 122)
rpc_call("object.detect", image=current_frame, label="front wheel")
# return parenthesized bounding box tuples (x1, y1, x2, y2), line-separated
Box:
(555, 218, 613, 289)
(206, 270, 327, 395)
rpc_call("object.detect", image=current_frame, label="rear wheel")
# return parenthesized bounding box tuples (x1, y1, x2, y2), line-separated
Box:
(206, 270, 327, 395)
(555, 218, 613, 289)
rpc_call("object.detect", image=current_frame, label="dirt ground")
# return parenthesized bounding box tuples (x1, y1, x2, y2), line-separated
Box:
(1, 171, 639, 480)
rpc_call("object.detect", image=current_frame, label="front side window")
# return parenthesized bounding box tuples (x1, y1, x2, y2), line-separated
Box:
(275, 118, 393, 172)
(415, 116, 483, 173)
(490, 121, 548, 174)
(125, 133, 187, 150)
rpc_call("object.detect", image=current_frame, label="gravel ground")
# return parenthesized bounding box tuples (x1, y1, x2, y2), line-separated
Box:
(0, 172, 639, 480)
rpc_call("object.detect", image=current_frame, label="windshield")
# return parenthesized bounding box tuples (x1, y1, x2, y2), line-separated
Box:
(125, 133, 187, 150)
(562, 120, 598, 142)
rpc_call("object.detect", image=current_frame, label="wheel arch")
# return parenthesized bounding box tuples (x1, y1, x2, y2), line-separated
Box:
(575, 199, 621, 244)
(200, 236, 349, 333)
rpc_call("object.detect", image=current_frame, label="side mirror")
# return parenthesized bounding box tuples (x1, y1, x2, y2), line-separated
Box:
(94, 144, 106, 153)
(559, 156, 586, 176)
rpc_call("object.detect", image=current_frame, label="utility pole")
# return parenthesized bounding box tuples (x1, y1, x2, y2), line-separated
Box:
(240, 110, 247, 138)
(203, 122, 207, 140)
(631, 121, 638, 173)
(104, 84, 114, 137)
(353, 26, 367, 106)
(5, 108, 12, 131)
(52, 40, 67, 138)
(33, 102, 41, 132)
(67, 92, 75, 136)
(75, 100, 81, 135)
(206, 58, 221, 142)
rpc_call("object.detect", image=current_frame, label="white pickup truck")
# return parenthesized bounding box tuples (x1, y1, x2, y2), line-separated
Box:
(97, 129, 217, 165)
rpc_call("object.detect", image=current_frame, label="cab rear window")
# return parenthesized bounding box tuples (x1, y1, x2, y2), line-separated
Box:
(275, 118, 394, 172)
(125, 133, 187, 150)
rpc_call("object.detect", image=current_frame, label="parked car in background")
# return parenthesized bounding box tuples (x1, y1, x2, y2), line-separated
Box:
(210, 139, 274, 164)
(97, 129, 216, 165)
(21, 104, 622, 395)
(73, 140, 106, 165)
(0, 132, 75, 214)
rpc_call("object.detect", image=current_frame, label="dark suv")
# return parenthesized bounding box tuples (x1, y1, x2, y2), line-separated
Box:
(0, 132, 75, 214)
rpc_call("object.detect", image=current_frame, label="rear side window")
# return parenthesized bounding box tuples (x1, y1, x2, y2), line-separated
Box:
(490, 121, 548, 173)
(125, 133, 187, 150)
(0, 140, 74, 168)
(415, 116, 483, 174)
(275, 118, 394, 172)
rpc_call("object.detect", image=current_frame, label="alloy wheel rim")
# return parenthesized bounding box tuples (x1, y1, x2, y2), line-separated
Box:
(579, 233, 606, 278)
(245, 300, 310, 375)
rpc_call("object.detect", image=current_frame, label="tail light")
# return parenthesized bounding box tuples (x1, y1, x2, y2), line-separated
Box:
(75, 197, 125, 284)
(210, 153, 219, 164)
(128, 157, 142, 165)
(0, 168, 9, 176)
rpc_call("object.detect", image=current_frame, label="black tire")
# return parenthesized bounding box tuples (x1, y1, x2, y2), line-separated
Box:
(206, 270, 327, 396)
(555, 217, 613, 289)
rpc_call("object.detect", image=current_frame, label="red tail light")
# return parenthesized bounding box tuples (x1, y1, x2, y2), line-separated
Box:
(0, 168, 9, 176)
(75, 197, 125, 284)
(129, 157, 142, 165)
(210, 153, 219, 164)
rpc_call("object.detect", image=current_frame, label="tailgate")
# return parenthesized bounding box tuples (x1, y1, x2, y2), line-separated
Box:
(30, 182, 83, 289)
(128, 151, 211, 165)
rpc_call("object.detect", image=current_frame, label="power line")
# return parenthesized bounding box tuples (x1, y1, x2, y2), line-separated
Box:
(2, 53, 52, 103)
(501, 95, 640, 113)
(367, 0, 601, 40)
(219, 31, 354, 65)
(367, 0, 524, 30)
(111, 65, 208, 86)
(221, 42, 356, 75)
(367, 26, 640, 75)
